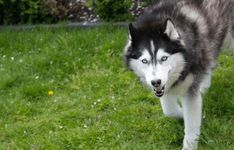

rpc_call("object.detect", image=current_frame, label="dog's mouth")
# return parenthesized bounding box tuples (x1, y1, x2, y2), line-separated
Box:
(153, 86, 165, 98)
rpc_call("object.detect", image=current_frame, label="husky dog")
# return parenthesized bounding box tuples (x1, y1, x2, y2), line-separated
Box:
(123, 0, 234, 149)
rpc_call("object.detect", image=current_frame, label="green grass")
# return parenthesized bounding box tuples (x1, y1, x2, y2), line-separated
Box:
(0, 27, 233, 150)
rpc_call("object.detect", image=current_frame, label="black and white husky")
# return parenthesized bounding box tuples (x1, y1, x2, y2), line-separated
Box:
(123, 0, 234, 149)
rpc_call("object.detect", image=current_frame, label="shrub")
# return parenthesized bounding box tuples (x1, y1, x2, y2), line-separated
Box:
(0, 0, 98, 25)
(0, 0, 55, 25)
(0, 0, 153, 24)
(91, 0, 133, 21)
(42, 0, 98, 23)
(88, 0, 153, 21)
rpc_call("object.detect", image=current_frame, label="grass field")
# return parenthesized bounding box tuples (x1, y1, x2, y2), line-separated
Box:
(0, 27, 233, 150)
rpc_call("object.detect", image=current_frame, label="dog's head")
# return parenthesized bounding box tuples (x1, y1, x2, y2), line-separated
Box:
(124, 19, 187, 97)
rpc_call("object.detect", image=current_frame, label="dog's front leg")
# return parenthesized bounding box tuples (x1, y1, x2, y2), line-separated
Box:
(182, 93, 202, 150)
(160, 94, 183, 119)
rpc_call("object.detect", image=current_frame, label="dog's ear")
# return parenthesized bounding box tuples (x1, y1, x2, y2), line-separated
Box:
(128, 23, 137, 41)
(164, 19, 180, 40)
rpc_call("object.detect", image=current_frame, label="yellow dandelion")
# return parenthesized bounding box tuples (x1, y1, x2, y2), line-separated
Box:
(48, 90, 54, 96)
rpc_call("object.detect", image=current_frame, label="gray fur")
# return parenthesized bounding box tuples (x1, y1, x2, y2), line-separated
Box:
(123, 0, 234, 149)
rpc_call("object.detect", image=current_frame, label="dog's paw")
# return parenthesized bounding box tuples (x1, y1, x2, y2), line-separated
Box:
(182, 136, 198, 150)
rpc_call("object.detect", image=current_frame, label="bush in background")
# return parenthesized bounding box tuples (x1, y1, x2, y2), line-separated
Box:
(130, 0, 153, 17)
(0, 0, 97, 25)
(42, 0, 98, 23)
(0, 0, 54, 25)
(85, 0, 154, 22)
(89, 0, 133, 22)
(0, 0, 153, 25)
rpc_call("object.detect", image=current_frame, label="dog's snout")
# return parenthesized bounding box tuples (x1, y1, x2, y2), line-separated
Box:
(151, 79, 161, 87)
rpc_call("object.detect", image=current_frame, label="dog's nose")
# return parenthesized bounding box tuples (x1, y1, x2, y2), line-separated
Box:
(151, 79, 161, 87)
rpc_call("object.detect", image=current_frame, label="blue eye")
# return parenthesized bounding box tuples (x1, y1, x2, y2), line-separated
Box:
(161, 56, 168, 62)
(142, 59, 149, 64)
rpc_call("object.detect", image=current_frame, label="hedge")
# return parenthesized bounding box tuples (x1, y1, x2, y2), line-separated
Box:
(0, 0, 153, 25)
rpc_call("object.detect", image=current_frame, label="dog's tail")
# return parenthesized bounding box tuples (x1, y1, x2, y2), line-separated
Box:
(223, 29, 234, 51)
(233, 0, 234, 38)
(223, 3, 234, 52)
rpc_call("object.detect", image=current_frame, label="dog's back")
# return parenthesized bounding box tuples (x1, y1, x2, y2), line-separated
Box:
(147, 0, 234, 52)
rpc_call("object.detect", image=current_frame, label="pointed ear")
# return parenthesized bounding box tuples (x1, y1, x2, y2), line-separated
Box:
(128, 23, 137, 41)
(164, 19, 180, 40)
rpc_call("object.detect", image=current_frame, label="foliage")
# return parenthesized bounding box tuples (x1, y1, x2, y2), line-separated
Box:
(42, 0, 98, 23)
(91, 0, 133, 21)
(0, 0, 155, 24)
(0, 0, 97, 25)
(0, 0, 54, 24)
(130, 0, 151, 18)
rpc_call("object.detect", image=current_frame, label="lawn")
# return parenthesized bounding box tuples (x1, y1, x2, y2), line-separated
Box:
(0, 27, 233, 150)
